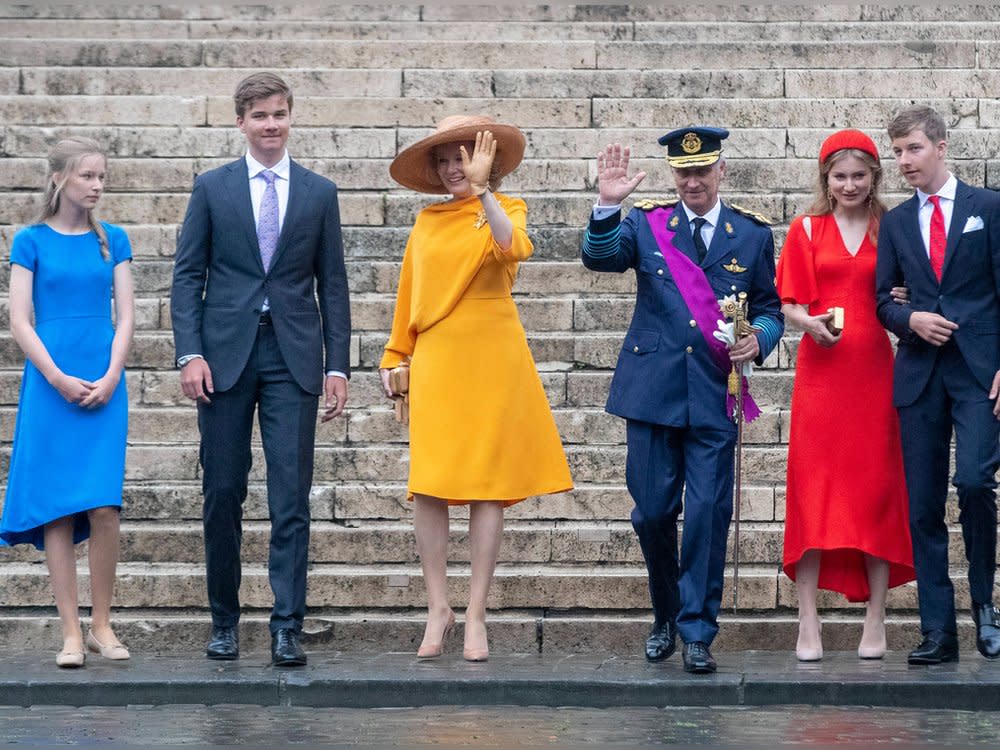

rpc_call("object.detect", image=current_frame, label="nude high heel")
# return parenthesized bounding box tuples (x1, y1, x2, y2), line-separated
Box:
(417, 610, 455, 659)
(463, 619, 489, 662)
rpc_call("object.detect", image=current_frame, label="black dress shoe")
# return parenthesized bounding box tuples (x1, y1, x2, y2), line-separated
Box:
(206, 625, 239, 660)
(682, 641, 717, 674)
(972, 603, 1000, 659)
(907, 631, 959, 665)
(644, 621, 677, 662)
(271, 628, 307, 667)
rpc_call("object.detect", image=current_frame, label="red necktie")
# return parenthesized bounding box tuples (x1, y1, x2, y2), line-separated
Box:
(928, 194, 946, 281)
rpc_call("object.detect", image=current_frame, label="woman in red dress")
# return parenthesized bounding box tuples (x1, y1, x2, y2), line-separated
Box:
(777, 129, 915, 662)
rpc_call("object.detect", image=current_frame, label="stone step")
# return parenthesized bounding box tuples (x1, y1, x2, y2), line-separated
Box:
(4, 5, 998, 23)
(0, 518, 983, 570)
(1, 39, 987, 71)
(0, 610, 976, 655)
(8, 125, 1000, 162)
(0, 328, 799, 371)
(1, 19, 632, 41)
(0, 480, 772, 524)
(0, 560, 936, 612)
(0, 404, 787, 450)
(0, 441, 789, 485)
(11, 19, 996, 43)
(0, 366, 798, 412)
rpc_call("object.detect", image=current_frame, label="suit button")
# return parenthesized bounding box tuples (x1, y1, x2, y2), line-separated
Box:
(686, 346, 693, 354)
(731, 285, 737, 291)
(689, 319, 697, 328)
(633, 345, 640, 353)
(657, 268, 664, 276)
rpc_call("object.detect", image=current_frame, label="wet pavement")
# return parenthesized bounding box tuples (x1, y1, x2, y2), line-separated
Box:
(5, 650, 1000, 744)
(4, 704, 1000, 745)
(4, 650, 1000, 711)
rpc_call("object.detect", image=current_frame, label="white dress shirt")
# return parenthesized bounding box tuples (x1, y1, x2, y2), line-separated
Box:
(916, 172, 957, 258)
(680, 199, 722, 250)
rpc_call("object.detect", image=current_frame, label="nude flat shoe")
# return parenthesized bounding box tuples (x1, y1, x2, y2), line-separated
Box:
(417, 610, 455, 659)
(56, 649, 85, 668)
(86, 630, 130, 660)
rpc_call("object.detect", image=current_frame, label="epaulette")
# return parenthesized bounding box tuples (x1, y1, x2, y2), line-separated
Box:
(633, 198, 680, 211)
(728, 202, 775, 226)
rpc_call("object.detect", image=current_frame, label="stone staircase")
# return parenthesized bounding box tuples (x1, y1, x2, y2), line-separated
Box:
(0, 4, 997, 655)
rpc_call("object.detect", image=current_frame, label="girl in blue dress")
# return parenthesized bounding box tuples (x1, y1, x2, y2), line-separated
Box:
(1, 137, 135, 667)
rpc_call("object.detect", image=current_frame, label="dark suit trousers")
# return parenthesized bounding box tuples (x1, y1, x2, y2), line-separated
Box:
(198, 322, 318, 633)
(625, 419, 736, 646)
(898, 343, 1000, 636)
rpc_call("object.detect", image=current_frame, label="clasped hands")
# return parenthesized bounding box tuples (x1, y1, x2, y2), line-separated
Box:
(53, 370, 119, 409)
(460, 130, 497, 196)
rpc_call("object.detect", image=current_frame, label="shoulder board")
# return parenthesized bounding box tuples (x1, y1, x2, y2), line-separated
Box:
(633, 198, 680, 211)
(728, 202, 775, 226)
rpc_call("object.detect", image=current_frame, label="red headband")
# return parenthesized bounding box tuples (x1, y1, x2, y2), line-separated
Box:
(819, 129, 880, 164)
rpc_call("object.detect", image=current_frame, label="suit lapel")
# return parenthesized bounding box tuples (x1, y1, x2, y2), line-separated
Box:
(899, 194, 937, 287)
(941, 180, 973, 281)
(701, 204, 735, 269)
(222, 159, 265, 274)
(270, 160, 311, 270)
(670, 207, 701, 265)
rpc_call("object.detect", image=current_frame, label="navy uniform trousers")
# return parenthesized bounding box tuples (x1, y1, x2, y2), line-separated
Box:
(627, 420, 736, 645)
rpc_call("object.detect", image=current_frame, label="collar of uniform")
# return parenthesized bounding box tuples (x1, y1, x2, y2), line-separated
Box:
(680, 198, 722, 228)
(917, 172, 956, 209)
(245, 151, 291, 181)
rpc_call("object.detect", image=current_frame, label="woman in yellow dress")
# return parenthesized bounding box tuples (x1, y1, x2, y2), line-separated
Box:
(380, 115, 573, 662)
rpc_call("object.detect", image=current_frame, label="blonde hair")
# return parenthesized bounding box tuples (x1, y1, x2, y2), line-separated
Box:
(37, 136, 110, 261)
(808, 147, 886, 244)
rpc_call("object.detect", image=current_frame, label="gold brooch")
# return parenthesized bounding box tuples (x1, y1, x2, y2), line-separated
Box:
(682, 132, 702, 154)
(725, 222, 734, 234)
(669, 214, 680, 228)
(723, 257, 748, 273)
(473, 210, 487, 229)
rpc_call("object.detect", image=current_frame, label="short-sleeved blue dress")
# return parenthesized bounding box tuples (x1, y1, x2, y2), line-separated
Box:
(0, 222, 132, 550)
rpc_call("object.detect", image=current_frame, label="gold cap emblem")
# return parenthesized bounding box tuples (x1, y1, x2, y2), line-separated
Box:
(681, 132, 702, 154)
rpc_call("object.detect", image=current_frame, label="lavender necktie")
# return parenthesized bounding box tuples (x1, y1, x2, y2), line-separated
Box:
(257, 169, 278, 271)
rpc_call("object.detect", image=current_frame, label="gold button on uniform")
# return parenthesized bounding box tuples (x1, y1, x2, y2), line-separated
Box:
(657, 269, 664, 276)
(633, 345, 639, 353)
(689, 319, 697, 328)
(731, 285, 737, 291)
(686, 346, 693, 354)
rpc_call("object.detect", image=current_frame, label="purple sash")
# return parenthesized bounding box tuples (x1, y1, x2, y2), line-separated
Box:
(646, 207, 760, 423)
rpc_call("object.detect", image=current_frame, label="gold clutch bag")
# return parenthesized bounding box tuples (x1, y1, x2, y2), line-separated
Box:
(388, 360, 410, 425)
(826, 306, 844, 335)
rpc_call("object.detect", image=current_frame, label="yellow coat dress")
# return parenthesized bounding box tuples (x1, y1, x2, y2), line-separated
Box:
(380, 193, 573, 505)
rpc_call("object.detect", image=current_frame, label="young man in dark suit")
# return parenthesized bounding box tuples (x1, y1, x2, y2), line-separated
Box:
(876, 104, 1000, 665)
(171, 72, 351, 666)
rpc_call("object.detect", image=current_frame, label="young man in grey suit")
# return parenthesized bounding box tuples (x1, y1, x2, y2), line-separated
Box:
(171, 72, 351, 666)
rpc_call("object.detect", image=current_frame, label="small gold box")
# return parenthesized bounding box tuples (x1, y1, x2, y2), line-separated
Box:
(388, 363, 409, 396)
(826, 306, 844, 335)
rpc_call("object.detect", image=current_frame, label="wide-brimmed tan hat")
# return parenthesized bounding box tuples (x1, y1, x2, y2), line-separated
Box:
(389, 115, 526, 194)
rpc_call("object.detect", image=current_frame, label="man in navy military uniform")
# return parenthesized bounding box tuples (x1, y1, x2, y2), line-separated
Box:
(581, 127, 783, 673)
